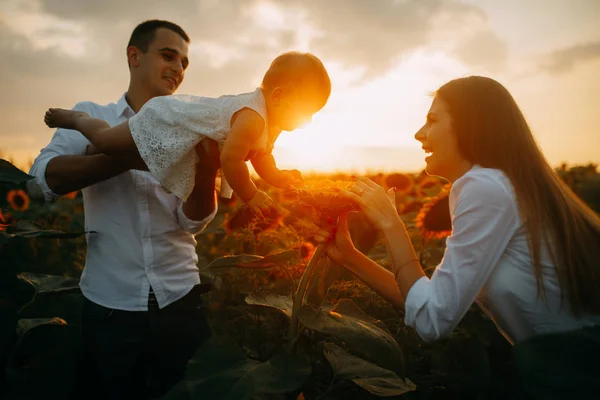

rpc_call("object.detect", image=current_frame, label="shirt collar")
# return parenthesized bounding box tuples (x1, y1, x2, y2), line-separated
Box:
(116, 93, 134, 118)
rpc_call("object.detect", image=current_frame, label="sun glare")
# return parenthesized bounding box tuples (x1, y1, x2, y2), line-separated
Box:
(272, 51, 469, 173)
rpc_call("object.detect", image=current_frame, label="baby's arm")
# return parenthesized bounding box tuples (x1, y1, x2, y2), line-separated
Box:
(251, 153, 302, 189)
(220, 109, 267, 203)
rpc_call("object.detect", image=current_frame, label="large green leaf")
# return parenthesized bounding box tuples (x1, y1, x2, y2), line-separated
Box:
(0, 159, 34, 184)
(204, 250, 298, 270)
(0, 220, 90, 246)
(219, 303, 291, 361)
(245, 294, 293, 317)
(162, 337, 311, 400)
(16, 272, 80, 295)
(324, 342, 416, 397)
(11, 273, 82, 322)
(0, 274, 36, 309)
(3, 318, 79, 399)
(15, 317, 67, 336)
(297, 299, 405, 377)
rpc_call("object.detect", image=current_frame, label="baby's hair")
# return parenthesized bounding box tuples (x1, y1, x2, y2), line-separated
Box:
(261, 51, 331, 111)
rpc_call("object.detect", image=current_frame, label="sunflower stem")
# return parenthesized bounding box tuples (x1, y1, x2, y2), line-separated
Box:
(288, 243, 326, 344)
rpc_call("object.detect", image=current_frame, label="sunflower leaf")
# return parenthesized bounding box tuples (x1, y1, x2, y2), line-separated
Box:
(0, 159, 35, 183)
(204, 250, 299, 270)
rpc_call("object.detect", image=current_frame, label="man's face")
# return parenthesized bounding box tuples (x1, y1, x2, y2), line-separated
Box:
(132, 28, 189, 97)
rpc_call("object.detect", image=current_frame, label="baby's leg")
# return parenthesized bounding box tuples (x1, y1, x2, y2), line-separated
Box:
(44, 108, 137, 155)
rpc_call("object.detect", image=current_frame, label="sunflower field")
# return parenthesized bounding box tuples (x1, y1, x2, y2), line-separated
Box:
(1, 159, 599, 399)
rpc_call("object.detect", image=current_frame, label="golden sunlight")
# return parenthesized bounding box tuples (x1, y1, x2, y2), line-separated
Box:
(273, 51, 469, 173)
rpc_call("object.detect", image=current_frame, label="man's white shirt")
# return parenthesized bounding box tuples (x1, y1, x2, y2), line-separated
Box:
(29, 95, 216, 311)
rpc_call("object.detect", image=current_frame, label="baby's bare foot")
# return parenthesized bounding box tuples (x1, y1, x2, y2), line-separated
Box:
(44, 108, 89, 130)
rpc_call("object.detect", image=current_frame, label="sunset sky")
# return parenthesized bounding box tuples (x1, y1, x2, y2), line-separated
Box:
(1, 0, 599, 173)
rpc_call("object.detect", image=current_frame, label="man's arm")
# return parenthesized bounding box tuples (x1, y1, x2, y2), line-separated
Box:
(29, 101, 136, 200)
(220, 109, 265, 202)
(180, 140, 220, 222)
(44, 154, 134, 195)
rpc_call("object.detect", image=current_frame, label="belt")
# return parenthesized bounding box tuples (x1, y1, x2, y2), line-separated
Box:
(147, 284, 213, 310)
(148, 290, 159, 309)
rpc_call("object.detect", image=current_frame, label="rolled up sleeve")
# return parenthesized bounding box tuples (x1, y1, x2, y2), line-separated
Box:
(404, 172, 520, 342)
(28, 102, 93, 201)
(176, 201, 218, 235)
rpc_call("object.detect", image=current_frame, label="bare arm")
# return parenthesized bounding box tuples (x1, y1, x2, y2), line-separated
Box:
(381, 221, 426, 300)
(220, 109, 265, 202)
(251, 152, 304, 189)
(45, 152, 136, 195)
(343, 248, 407, 309)
(250, 152, 280, 184)
(181, 140, 219, 221)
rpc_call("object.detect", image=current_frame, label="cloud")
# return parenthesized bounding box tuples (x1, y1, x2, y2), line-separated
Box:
(29, 0, 503, 79)
(540, 41, 600, 74)
(453, 30, 508, 73)
(0, 0, 510, 156)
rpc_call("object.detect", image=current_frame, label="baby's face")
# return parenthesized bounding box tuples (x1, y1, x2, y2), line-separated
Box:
(274, 94, 321, 132)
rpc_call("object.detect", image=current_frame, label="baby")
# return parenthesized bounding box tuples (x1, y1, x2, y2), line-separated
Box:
(44, 51, 331, 216)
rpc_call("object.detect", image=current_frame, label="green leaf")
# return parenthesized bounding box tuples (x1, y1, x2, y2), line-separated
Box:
(3, 318, 79, 399)
(0, 159, 34, 184)
(204, 250, 298, 270)
(13, 274, 82, 322)
(16, 317, 67, 336)
(245, 294, 293, 317)
(0, 274, 37, 309)
(297, 299, 405, 377)
(324, 342, 416, 397)
(163, 337, 311, 400)
(0, 221, 91, 245)
(16, 272, 80, 295)
(224, 303, 291, 361)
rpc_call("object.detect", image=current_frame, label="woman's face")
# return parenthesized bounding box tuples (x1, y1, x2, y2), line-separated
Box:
(414, 96, 472, 182)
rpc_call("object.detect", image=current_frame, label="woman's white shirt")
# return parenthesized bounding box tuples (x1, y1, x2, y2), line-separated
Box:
(403, 165, 600, 344)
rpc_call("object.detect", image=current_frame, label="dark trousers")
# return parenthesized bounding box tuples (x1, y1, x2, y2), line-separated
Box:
(71, 285, 212, 400)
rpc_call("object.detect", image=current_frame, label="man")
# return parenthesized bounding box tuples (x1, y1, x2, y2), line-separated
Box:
(29, 20, 217, 399)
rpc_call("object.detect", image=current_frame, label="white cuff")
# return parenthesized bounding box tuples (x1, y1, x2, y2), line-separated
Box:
(28, 156, 60, 202)
(403, 276, 431, 328)
(176, 201, 218, 235)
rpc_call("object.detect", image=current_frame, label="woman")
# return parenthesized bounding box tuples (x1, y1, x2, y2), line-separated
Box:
(315, 76, 600, 399)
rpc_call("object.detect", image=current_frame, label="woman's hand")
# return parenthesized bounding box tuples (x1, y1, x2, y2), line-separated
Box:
(341, 179, 401, 231)
(314, 211, 360, 266)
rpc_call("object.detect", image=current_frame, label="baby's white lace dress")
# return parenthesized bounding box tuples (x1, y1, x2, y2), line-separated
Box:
(128, 88, 269, 200)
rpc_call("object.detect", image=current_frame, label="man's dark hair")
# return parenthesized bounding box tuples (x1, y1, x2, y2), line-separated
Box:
(127, 20, 190, 52)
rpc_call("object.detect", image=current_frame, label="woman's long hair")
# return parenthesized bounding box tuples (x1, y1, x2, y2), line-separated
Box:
(437, 76, 600, 316)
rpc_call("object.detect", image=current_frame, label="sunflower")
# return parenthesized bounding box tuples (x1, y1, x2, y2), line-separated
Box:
(385, 173, 413, 193)
(0, 209, 14, 231)
(62, 191, 78, 200)
(299, 241, 315, 261)
(286, 179, 358, 228)
(416, 186, 452, 240)
(7, 189, 30, 211)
